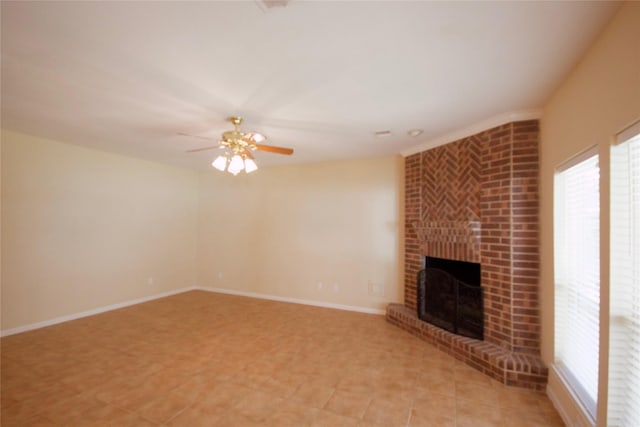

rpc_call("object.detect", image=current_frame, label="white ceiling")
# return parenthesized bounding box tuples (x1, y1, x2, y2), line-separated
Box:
(1, 1, 619, 170)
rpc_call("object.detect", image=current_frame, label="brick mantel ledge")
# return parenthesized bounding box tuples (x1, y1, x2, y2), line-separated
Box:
(386, 303, 547, 391)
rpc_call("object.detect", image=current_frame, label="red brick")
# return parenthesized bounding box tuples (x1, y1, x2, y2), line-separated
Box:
(396, 120, 543, 390)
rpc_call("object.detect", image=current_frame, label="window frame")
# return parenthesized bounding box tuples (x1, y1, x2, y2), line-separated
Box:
(553, 145, 601, 421)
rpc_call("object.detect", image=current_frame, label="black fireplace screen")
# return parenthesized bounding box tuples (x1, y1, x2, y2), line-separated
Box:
(417, 256, 483, 340)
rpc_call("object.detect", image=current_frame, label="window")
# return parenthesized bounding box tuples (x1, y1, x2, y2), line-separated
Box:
(609, 122, 640, 427)
(554, 148, 600, 420)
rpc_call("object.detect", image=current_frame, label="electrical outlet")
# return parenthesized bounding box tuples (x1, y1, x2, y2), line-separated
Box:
(317, 282, 324, 290)
(368, 281, 384, 297)
(332, 283, 339, 293)
(373, 283, 384, 296)
(148, 277, 154, 285)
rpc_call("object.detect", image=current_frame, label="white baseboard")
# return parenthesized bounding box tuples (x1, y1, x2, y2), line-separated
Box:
(1, 286, 387, 337)
(546, 365, 595, 427)
(1, 287, 198, 337)
(198, 286, 387, 315)
(547, 380, 574, 427)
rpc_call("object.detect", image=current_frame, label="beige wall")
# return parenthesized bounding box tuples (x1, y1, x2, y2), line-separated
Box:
(1, 131, 199, 330)
(540, 3, 640, 426)
(1, 131, 403, 331)
(197, 156, 404, 311)
(0, 137, 3, 331)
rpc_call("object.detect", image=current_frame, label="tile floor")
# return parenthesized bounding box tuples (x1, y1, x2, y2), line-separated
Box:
(1, 291, 565, 426)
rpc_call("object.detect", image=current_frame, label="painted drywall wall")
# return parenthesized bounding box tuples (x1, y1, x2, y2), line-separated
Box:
(0, 137, 3, 331)
(198, 156, 404, 311)
(540, 3, 640, 426)
(1, 131, 199, 330)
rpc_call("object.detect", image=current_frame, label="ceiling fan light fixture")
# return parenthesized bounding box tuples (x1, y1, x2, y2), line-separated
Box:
(248, 132, 266, 143)
(212, 155, 228, 171)
(184, 116, 293, 174)
(244, 158, 258, 173)
(227, 154, 244, 175)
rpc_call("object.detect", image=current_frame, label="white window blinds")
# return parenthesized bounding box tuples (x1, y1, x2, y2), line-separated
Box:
(554, 148, 600, 420)
(609, 122, 640, 427)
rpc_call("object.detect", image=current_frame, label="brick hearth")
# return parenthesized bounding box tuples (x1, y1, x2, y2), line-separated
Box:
(387, 120, 547, 390)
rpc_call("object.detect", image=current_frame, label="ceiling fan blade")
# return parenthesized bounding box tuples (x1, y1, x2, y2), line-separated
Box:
(177, 132, 214, 142)
(242, 149, 255, 159)
(253, 144, 294, 155)
(185, 145, 220, 153)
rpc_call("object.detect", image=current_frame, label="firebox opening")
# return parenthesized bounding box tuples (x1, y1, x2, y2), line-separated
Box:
(417, 256, 483, 340)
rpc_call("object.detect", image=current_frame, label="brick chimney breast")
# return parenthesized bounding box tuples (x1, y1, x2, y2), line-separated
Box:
(388, 120, 546, 390)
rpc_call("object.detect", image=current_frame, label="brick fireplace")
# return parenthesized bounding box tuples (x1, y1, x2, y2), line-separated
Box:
(386, 120, 547, 390)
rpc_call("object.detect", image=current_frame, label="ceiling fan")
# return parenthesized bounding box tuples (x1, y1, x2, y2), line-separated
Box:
(184, 116, 294, 175)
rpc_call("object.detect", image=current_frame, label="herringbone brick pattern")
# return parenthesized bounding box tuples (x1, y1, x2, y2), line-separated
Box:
(420, 136, 482, 223)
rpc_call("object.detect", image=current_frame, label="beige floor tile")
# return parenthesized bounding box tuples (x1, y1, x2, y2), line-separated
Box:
(1, 413, 57, 427)
(417, 362, 455, 380)
(165, 404, 227, 426)
(307, 369, 344, 388)
(337, 374, 380, 395)
(501, 405, 565, 427)
(231, 368, 271, 389)
(93, 377, 138, 404)
(413, 388, 456, 412)
(60, 367, 112, 392)
(70, 402, 139, 425)
(495, 385, 544, 411)
(269, 369, 309, 389)
(410, 391, 457, 426)
(265, 400, 318, 426)
(37, 394, 107, 424)
(312, 408, 361, 427)
(456, 381, 503, 407)
(232, 388, 284, 422)
(0, 291, 564, 427)
(323, 389, 373, 419)
(455, 362, 494, 386)
(137, 389, 193, 424)
(456, 399, 505, 427)
(1, 383, 81, 423)
(141, 367, 191, 393)
(408, 407, 456, 427)
(537, 394, 563, 416)
(291, 383, 336, 408)
(109, 383, 161, 412)
(415, 374, 457, 397)
(370, 383, 415, 406)
(362, 396, 412, 426)
(1, 382, 42, 405)
(259, 376, 299, 398)
(105, 410, 160, 426)
(194, 380, 250, 412)
(213, 408, 273, 427)
(543, 409, 567, 426)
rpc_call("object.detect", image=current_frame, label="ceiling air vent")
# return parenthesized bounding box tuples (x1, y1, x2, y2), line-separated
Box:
(374, 130, 392, 138)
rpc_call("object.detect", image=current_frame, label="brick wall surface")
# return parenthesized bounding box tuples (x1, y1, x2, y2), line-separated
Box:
(396, 120, 544, 389)
(404, 153, 422, 310)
